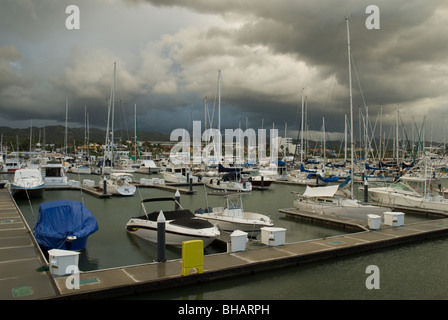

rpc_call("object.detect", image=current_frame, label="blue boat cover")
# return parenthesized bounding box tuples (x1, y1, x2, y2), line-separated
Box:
(34, 200, 99, 250)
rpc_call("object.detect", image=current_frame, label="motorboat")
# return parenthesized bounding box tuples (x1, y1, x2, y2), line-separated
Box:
(33, 200, 99, 252)
(161, 162, 198, 184)
(10, 168, 45, 198)
(41, 158, 69, 187)
(69, 163, 92, 175)
(293, 183, 388, 218)
(126, 197, 220, 247)
(104, 172, 136, 196)
(3, 156, 21, 172)
(135, 153, 160, 174)
(247, 175, 274, 190)
(195, 194, 273, 238)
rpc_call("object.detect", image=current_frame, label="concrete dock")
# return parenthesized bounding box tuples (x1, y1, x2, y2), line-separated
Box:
(3, 187, 448, 300)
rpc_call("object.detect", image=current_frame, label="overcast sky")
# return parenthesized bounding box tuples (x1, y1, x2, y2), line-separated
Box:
(1, 0, 448, 142)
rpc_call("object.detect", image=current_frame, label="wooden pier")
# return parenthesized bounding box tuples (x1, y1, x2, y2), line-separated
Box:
(3, 186, 448, 300)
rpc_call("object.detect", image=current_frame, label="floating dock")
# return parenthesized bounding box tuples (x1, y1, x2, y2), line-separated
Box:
(3, 187, 448, 300)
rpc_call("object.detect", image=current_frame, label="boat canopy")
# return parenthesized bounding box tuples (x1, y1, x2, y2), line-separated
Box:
(302, 185, 339, 198)
(34, 200, 99, 250)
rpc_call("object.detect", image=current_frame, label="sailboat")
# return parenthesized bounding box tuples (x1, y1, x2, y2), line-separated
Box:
(368, 159, 448, 214)
(292, 19, 388, 218)
(195, 194, 273, 238)
(104, 172, 136, 196)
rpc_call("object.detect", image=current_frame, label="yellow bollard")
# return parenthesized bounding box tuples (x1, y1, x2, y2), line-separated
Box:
(181, 240, 204, 276)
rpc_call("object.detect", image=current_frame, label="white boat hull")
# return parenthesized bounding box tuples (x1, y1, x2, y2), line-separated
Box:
(196, 211, 273, 237)
(126, 218, 219, 247)
(368, 187, 448, 214)
(293, 197, 388, 217)
(205, 179, 252, 192)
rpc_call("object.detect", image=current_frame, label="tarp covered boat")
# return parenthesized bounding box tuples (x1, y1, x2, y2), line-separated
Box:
(34, 200, 99, 251)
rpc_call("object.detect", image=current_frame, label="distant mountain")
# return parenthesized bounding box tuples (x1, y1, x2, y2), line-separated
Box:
(0, 126, 170, 151)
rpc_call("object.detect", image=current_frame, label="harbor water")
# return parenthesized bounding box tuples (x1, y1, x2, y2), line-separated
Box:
(10, 172, 448, 300)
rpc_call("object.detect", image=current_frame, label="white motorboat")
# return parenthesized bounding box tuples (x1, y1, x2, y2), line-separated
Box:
(195, 194, 273, 238)
(40, 158, 69, 187)
(3, 156, 21, 172)
(135, 153, 160, 174)
(293, 184, 388, 218)
(10, 168, 45, 198)
(69, 163, 92, 174)
(104, 172, 136, 196)
(126, 197, 220, 247)
(161, 163, 198, 184)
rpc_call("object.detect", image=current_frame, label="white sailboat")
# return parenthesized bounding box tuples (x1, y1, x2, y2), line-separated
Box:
(292, 19, 387, 218)
(368, 160, 448, 215)
(195, 194, 273, 238)
(104, 172, 136, 196)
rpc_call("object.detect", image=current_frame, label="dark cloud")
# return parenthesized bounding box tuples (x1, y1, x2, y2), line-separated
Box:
(1, 0, 447, 142)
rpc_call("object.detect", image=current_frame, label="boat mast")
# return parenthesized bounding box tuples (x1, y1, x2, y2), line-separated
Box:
(218, 70, 221, 133)
(301, 88, 304, 164)
(111, 62, 116, 168)
(65, 98, 68, 156)
(346, 18, 355, 198)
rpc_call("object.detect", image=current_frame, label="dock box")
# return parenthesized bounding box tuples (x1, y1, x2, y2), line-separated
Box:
(261, 227, 286, 246)
(83, 179, 95, 187)
(383, 211, 405, 227)
(229, 230, 248, 252)
(69, 180, 80, 188)
(48, 249, 80, 276)
(367, 214, 381, 230)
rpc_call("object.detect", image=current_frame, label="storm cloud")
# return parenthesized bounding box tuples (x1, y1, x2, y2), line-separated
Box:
(1, 0, 448, 142)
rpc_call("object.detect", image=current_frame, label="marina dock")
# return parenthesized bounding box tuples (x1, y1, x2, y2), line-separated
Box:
(3, 186, 448, 300)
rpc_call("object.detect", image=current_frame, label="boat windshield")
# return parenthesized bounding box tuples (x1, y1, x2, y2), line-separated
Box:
(391, 181, 421, 195)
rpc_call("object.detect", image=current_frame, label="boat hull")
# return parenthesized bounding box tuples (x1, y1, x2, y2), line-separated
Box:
(126, 218, 219, 247)
(196, 213, 273, 238)
(368, 187, 448, 214)
(205, 179, 252, 192)
(10, 185, 45, 198)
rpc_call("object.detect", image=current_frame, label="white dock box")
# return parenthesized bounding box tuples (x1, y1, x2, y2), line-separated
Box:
(383, 211, 405, 226)
(48, 249, 80, 276)
(229, 230, 248, 252)
(69, 180, 80, 188)
(367, 214, 381, 230)
(83, 179, 95, 187)
(261, 227, 286, 246)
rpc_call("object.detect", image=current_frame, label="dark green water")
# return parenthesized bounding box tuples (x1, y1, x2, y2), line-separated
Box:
(12, 172, 447, 300)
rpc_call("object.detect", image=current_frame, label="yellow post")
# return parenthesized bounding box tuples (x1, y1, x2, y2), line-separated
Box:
(181, 240, 204, 276)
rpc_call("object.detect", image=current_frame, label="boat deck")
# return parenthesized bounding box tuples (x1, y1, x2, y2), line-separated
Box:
(3, 186, 448, 299)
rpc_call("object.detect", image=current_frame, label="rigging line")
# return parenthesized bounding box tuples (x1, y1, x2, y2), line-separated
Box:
(351, 53, 367, 110)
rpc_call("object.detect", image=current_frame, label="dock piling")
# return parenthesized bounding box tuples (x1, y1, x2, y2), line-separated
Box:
(157, 210, 166, 263)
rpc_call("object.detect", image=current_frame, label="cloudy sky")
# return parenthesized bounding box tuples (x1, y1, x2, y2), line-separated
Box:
(1, 0, 448, 142)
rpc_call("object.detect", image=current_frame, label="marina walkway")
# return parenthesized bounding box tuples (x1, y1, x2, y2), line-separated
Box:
(52, 216, 448, 299)
(0, 188, 57, 299)
(2, 186, 448, 299)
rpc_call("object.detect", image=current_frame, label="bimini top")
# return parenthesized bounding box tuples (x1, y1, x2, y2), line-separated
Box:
(302, 185, 339, 198)
(34, 200, 99, 250)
